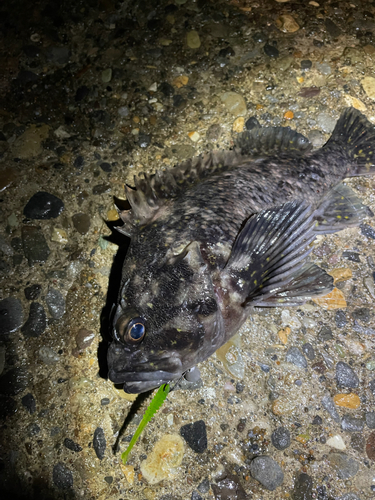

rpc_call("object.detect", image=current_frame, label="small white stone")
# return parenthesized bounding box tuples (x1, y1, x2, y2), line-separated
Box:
(51, 227, 68, 244)
(188, 131, 200, 142)
(149, 82, 158, 92)
(326, 435, 346, 450)
(54, 126, 71, 139)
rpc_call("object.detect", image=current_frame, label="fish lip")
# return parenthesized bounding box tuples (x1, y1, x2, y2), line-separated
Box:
(108, 368, 181, 385)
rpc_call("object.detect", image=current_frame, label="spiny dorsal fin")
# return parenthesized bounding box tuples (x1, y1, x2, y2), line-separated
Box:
(235, 126, 312, 157)
(118, 150, 242, 234)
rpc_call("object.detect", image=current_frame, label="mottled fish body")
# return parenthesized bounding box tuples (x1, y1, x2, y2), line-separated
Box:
(108, 108, 375, 393)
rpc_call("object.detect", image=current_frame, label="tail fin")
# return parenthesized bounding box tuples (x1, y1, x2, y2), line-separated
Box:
(324, 107, 375, 176)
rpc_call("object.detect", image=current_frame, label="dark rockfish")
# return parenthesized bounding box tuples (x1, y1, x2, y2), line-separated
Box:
(108, 108, 375, 393)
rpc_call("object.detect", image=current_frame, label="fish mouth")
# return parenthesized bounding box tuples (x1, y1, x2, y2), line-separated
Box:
(107, 343, 183, 394)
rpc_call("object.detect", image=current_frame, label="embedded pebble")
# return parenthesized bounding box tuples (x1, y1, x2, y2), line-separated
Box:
(326, 435, 346, 450)
(285, 347, 307, 369)
(220, 92, 247, 117)
(330, 267, 352, 284)
(206, 124, 222, 142)
(249, 456, 284, 491)
(232, 117, 244, 133)
(93, 427, 106, 460)
(301, 60, 312, 70)
(101, 68, 112, 83)
(316, 112, 336, 133)
(245, 116, 260, 130)
(365, 412, 375, 429)
(360, 223, 375, 239)
(317, 325, 333, 341)
(211, 471, 247, 499)
(0, 297, 23, 336)
(341, 414, 364, 433)
(328, 452, 359, 479)
(336, 362, 359, 389)
(140, 434, 184, 484)
(366, 431, 375, 460)
(72, 213, 91, 235)
(333, 393, 360, 409)
(51, 227, 68, 244)
(23, 192, 64, 220)
(186, 30, 201, 49)
(351, 433, 365, 453)
(352, 307, 370, 323)
(64, 438, 82, 452)
(364, 276, 375, 298)
(342, 251, 360, 262)
(24, 284, 42, 300)
(180, 420, 207, 453)
(361, 76, 375, 100)
(38, 346, 60, 365)
(312, 287, 346, 309)
(276, 15, 300, 33)
(22, 393, 36, 414)
(335, 310, 347, 328)
(53, 463, 73, 490)
(21, 302, 46, 338)
(316, 62, 331, 75)
(215, 333, 244, 379)
(271, 427, 290, 450)
(321, 395, 340, 423)
(12, 124, 49, 159)
(46, 288, 65, 319)
(302, 343, 315, 360)
(74, 329, 95, 352)
(263, 44, 279, 58)
(22, 226, 51, 265)
(325, 18, 342, 38)
(292, 473, 313, 499)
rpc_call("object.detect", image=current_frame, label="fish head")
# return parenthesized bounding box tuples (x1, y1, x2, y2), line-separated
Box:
(107, 240, 225, 393)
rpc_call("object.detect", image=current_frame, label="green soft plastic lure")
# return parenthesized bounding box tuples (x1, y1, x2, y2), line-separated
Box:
(121, 383, 170, 464)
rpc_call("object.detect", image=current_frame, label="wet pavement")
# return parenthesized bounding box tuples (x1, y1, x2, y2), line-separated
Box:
(1, 0, 375, 499)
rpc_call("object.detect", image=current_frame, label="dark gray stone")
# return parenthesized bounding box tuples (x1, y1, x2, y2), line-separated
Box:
(293, 472, 313, 500)
(159, 82, 175, 96)
(342, 251, 361, 262)
(21, 393, 36, 414)
(23, 192, 64, 220)
(22, 226, 50, 265)
(328, 452, 359, 479)
(250, 456, 284, 491)
(245, 116, 260, 130)
(370, 378, 375, 395)
(46, 288, 65, 319)
(198, 478, 210, 493)
(335, 310, 347, 328)
(45, 46, 70, 65)
(285, 347, 307, 369)
(26, 423, 41, 436)
(180, 420, 207, 453)
(271, 427, 290, 450)
(64, 438, 82, 452)
(341, 414, 364, 432)
(336, 362, 359, 388)
(21, 302, 46, 337)
(325, 19, 342, 38)
(318, 325, 333, 341)
(92, 184, 111, 195)
(75, 85, 90, 101)
(352, 307, 370, 323)
(24, 284, 42, 300)
(93, 427, 106, 460)
(191, 491, 203, 500)
(206, 124, 222, 142)
(302, 343, 315, 360)
(0, 297, 23, 336)
(321, 395, 340, 423)
(365, 411, 375, 429)
(264, 44, 279, 58)
(0, 368, 32, 396)
(301, 60, 312, 70)
(53, 463, 73, 490)
(138, 133, 151, 148)
(100, 162, 112, 172)
(312, 415, 323, 425)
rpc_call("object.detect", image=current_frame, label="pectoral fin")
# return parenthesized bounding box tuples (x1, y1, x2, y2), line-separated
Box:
(224, 201, 333, 307)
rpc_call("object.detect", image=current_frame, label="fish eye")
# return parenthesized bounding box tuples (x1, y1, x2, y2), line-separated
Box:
(115, 311, 146, 344)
